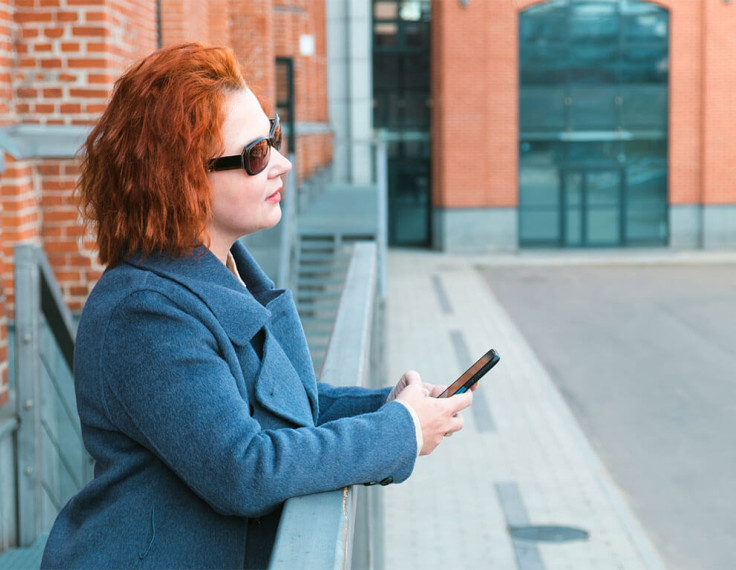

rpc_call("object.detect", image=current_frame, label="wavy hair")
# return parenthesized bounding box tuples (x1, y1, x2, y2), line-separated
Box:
(78, 42, 246, 266)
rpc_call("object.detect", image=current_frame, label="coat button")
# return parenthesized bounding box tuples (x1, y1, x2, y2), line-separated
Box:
(380, 477, 394, 486)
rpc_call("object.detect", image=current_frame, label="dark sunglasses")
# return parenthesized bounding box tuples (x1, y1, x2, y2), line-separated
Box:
(208, 115, 281, 175)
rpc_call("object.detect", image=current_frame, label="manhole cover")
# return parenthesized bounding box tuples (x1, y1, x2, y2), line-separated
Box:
(509, 525, 589, 543)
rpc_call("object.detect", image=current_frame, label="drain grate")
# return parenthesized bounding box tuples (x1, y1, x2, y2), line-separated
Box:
(509, 525, 589, 543)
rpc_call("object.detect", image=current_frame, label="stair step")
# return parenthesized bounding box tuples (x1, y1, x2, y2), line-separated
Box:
(298, 254, 349, 265)
(300, 316, 336, 324)
(296, 289, 342, 300)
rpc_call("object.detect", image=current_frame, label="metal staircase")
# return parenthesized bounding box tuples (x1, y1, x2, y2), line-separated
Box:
(289, 180, 382, 376)
(294, 233, 363, 374)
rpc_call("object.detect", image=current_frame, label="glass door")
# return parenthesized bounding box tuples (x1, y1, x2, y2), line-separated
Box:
(563, 168, 623, 247)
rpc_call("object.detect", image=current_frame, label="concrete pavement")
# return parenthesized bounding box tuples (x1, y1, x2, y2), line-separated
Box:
(379, 248, 673, 570)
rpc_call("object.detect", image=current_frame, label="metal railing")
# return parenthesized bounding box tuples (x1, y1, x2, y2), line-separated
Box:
(269, 241, 383, 570)
(12, 244, 92, 547)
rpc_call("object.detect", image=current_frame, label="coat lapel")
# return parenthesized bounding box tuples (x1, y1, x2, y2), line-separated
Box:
(124, 242, 319, 424)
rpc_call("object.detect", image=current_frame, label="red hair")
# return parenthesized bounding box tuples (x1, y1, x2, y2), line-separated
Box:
(78, 42, 246, 266)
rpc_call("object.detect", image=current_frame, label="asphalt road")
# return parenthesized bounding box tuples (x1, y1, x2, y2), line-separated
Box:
(480, 261, 736, 570)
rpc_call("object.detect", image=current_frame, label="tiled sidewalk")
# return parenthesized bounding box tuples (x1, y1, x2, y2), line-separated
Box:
(379, 249, 667, 570)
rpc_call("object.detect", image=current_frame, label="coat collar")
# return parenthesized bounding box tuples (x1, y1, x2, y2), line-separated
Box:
(123, 241, 276, 346)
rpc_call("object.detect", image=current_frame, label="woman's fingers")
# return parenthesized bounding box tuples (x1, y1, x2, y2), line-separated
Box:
(397, 387, 473, 455)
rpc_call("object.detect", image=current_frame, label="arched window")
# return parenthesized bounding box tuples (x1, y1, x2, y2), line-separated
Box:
(519, 0, 669, 247)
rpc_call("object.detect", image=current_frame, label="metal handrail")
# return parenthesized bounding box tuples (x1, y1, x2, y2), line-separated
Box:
(13, 244, 90, 547)
(269, 242, 380, 570)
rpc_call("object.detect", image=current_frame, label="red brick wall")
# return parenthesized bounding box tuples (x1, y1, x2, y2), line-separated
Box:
(0, 157, 38, 309)
(666, 0, 702, 205)
(14, 0, 157, 126)
(701, 0, 736, 205)
(38, 159, 100, 310)
(273, 0, 331, 183)
(231, 0, 275, 106)
(431, 0, 517, 209)
(208, 0, 230, 48)
(160, 0, 213, 46)
(295, 133, 331, 183)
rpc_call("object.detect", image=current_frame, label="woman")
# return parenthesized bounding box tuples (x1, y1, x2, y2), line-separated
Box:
(41, 43, 472, 569)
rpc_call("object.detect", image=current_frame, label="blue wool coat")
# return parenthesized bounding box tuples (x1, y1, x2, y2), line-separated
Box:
(41, 242, 417, 569)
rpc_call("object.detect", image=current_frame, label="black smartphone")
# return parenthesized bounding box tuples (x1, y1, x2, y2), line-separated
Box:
(437, 349, 500, 398)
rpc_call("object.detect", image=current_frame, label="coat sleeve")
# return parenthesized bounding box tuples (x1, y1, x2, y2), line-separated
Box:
(316, 383, 393, 424)
(98, 290, 417, 518)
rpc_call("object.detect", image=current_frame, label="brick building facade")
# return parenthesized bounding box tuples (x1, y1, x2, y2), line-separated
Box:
(0, 0, 332, 407)
(430, 0, 736, 250)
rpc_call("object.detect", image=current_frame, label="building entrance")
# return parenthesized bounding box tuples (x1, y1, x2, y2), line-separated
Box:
(519, 0, 669, 248)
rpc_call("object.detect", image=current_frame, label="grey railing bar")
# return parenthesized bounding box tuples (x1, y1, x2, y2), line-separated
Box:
(15, 243, 45, 546)
(269, 242, 377, 570)
(319, 242, 376, 390)
(0, 417, 18, 442)
(40, 355, 83, 440)
(375, 140, 388, 299)
(14, 243, 81, 547)
(40, 418, 83, 490)
(40, 481, 62, 513)
(37, 249, 76, 372)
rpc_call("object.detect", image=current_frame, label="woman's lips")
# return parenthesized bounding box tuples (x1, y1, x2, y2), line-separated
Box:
(266, 188, 282, 203)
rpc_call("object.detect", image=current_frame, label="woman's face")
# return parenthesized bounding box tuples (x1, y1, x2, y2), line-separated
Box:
(205, 88, 292, 260)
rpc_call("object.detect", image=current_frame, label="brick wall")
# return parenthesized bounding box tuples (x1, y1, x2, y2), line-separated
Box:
(431, 0, 517, 209)
(701, 0, 736, 205)
(231, 0, 275, 106)
(666, 0, 702, 205)
(273, 0, 331, 183)
(160, 0, 212, 46)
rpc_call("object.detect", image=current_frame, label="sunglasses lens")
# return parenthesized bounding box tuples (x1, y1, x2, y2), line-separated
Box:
(246, 140, 270, 174)
(273, 122, 282, 152)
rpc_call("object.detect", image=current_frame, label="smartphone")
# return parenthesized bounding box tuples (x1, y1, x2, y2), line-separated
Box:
(437, 349, 500, 398)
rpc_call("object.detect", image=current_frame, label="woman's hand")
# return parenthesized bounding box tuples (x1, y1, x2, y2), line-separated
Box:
(395, 371, 473, 456)
(387, 370, 448, 401)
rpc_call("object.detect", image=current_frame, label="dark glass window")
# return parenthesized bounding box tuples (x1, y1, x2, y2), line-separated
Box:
(373, 0, 432, 247)
(519, 0, 669, 248)
(372, 2, 431, 131)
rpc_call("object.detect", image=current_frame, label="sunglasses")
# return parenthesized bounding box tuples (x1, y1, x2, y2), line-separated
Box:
(208, 115, 282, 175)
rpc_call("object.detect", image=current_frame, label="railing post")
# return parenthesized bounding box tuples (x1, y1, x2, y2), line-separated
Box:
(13, 244, 44, 547)
(374, 140, 388, 301)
